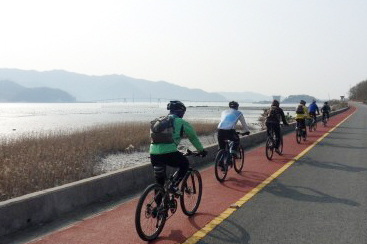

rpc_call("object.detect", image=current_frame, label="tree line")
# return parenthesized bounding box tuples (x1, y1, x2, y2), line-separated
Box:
(349, 79, 367, 102)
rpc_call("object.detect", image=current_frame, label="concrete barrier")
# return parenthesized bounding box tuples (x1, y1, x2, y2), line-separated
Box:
(0, 106, 350, 237)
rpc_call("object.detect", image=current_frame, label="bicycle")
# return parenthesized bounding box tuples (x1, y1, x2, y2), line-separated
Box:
(214, 132, 245, 182)
(296, 120, 307, 144)
(265, 126, 283, 160)
(308, 115, 318, 132)
(135, 150, 203, 241)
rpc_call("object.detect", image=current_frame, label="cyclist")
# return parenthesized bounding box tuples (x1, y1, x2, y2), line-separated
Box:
(265, 99, 289, 154)
(308, 99, 320, 128)
(295, 100, 309, 137)
(149, 101, 207, 195)
(217, 101, 250, 158)
(321, 101, 331, 122)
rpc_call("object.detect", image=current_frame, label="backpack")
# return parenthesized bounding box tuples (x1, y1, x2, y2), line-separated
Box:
(296, 105, 304, 114)
(150, 115, 175, 144)
(267, 106, 280, 121)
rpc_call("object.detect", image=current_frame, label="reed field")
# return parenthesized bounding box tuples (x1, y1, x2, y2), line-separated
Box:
(0, 121, 219, 201)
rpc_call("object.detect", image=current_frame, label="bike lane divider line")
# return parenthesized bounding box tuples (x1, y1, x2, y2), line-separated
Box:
(182, 108, 356, 244)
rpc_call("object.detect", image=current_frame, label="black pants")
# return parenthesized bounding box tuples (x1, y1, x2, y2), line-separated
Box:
(266, 122, 281, 148)
(217, 129, 239, 152)
(296, 119, 307, 136)
(150, 151, 189, 187)
(322, 112, 329, 120)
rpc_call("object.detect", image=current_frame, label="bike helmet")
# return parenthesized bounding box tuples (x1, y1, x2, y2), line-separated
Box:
(229, 101, 239, 109)
(300, 100, 306, 105)
(272, 99, 279, 107)
(167, 100, 186, 117)
(324, 101, 328, 105)
(312, 99, 316, 103)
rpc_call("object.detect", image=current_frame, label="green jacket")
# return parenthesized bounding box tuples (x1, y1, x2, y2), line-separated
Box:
(149, 114, 204, 155)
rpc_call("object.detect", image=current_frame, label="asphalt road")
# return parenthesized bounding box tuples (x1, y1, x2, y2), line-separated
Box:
(198, 103, 367, 244)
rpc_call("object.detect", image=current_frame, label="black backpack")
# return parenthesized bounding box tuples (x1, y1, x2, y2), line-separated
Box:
(267, 106, 280, 120)
(150, 115, 175, 144)
(296, 105, 304, 114)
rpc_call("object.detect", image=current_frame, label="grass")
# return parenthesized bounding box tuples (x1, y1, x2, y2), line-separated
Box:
(0, 120, 219, 201)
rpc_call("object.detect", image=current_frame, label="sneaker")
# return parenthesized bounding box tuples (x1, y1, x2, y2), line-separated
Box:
(169, 185, 182, 196)
(275, 148, 281, 155)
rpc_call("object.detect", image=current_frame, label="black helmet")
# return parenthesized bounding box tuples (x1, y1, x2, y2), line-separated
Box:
(300, 100, 306, 105)
(167, 100, 186, 112)
(229, 101, 239, 109)
(272, 99, 279, 107)
(324, 101, 328, 105)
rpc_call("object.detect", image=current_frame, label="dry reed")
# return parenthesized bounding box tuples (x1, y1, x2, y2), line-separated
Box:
(0, 120, 218, 201)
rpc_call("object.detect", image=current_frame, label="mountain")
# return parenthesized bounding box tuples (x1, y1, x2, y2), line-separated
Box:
(217, 91, 272, 102)
(0, 80, 76, 102)
(0, 69, 226, 102)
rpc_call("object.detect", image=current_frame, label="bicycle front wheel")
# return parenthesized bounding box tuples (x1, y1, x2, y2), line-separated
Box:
(214, 149, 228, 182)
(135, 184, 167, 241)
(180, 170, 203, 216)
(265, 138, 274, 160)
(234, 146, 245, 173)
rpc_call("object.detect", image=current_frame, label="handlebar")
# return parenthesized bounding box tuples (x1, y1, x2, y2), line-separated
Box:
(236, 131, 250, 136)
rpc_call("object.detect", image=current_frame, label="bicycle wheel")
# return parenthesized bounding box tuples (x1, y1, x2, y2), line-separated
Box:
(180, 170, 202, 216)
(296, 129, 301, 144)
(135, 184, 167, 241)
(214, 149, 228, 182)
(278, 137, 283, 155)
(234, 146, 244, 173)
(265, 137, 274, 160)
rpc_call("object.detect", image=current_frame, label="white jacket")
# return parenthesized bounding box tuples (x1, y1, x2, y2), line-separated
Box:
(217, 109, 250, 132)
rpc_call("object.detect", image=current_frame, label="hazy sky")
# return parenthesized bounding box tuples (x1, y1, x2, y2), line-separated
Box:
(1, 0, 366, 99)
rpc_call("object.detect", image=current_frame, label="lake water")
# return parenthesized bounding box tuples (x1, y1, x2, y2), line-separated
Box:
(0, 102, 298, 138)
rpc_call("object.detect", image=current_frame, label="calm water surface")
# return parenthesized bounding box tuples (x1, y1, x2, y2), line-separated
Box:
(0, 102, 297, 138)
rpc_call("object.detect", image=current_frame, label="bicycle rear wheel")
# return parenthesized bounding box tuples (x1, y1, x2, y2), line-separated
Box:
(180, 170, 202, 216)
(234, 146, 244, 173)
(278, 137, 283, 155)
(135, 184, 167, 241)
(296, 129, 301, 144)
(265, 138, 274, 160)
(214, 149, 228, 182)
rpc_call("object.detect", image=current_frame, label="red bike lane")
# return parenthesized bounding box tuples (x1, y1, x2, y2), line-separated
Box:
(28, 107, 356, 244)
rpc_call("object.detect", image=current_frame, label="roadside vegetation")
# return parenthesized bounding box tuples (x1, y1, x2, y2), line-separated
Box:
(349, 79, 367, 103)
(0, 121, 219, 201)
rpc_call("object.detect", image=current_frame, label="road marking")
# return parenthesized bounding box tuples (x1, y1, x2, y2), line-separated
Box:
(182, 108, 356, 244)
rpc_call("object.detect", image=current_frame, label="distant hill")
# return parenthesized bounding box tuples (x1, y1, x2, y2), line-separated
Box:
(282, 94, 320, 104)
(217, 91, 272, 103)
(0, 80, 76, 102)
(0, 69, 226, 102)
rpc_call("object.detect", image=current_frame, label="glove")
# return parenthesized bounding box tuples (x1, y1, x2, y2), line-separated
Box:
(198, 150, 207, 157)
(244, 131, 250, 136)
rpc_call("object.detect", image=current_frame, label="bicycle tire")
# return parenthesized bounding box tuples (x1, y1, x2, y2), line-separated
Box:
(135, 184, 166, 241)
(278, 137, 283, 155)
(180, 170, 202, 216)
(214, 149, 228, 182)
(234, 146, 245, 173)
(265, 137, 274, 160)
(296, 129, 301, 144)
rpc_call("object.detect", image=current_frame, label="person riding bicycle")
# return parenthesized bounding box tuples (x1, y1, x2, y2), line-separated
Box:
(217, 101, 250, 158)
(149, 100, 207, 195)
(265, 99, 289, 154)
(295, 100, 309, 137)
(308, 99, 320, 126)
(321, 101, 331, 122)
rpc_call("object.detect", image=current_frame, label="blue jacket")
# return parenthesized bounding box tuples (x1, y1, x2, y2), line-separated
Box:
(308, 102, 319, 113)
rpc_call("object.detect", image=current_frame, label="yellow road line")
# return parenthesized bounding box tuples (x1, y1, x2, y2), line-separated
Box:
(182, 109, 356, 244)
